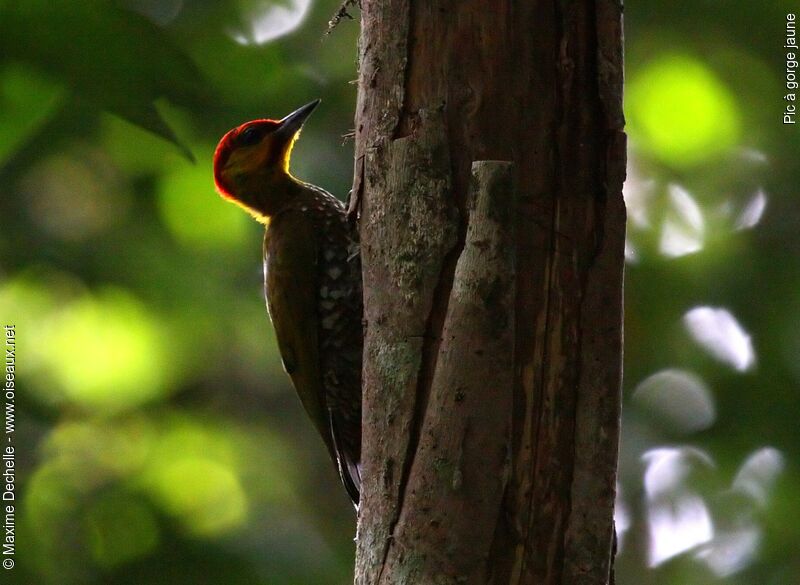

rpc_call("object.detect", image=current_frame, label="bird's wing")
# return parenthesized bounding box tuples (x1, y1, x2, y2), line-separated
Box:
(318, 236, 363, 506)
(263, 211, 334, 458)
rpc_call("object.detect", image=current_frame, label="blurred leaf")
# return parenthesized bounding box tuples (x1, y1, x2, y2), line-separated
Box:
(0, 65, 65, 162)
(85, 491, 160, 568)
(184, 28, 289, 112)
(0, 0, 208, 160)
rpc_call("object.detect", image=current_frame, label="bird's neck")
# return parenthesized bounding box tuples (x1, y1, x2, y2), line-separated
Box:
(237, 170, 309, 224)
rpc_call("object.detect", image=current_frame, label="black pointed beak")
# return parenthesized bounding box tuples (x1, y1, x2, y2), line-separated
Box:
(276, 99, 321, 140)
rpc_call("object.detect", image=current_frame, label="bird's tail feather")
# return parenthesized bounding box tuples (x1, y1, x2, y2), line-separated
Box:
(328, 408, 360, 510)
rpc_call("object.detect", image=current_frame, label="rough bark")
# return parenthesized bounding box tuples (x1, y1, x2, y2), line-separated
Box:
(352, 1, 626, 584)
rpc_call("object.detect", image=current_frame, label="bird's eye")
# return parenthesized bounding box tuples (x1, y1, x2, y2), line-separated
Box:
(239, 126, 263, 146)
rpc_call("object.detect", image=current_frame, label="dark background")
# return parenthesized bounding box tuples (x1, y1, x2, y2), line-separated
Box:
(0, 1, 797, 583)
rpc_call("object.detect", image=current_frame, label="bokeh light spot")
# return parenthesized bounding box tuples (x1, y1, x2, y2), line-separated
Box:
(138, 419, 268, 536)
(148, 458, 247, 535)
(684, 306, 755, 372)
(20, 151, 130, 241)
(157, 149, 251, 250)
(25, 464, 82, 538)
(623, 160, 656, 229)
(229, 0, 312, 45)
(633, 369, 716, 434)
(628, 54, 741, 166)
(45, 418, 156, 477)
(660, 184, 705, 258)
(0, 274, 173, 413)
(642, 448, 717, 567)
(642, 447, 715, 499)
(648, 495, 714, 567)
(696, 527, 760, 577)
(0, 272, 63, 374)
(735, 189, 767, 230)
(732, 447, 785, 506)
(44, 289, 169, 412)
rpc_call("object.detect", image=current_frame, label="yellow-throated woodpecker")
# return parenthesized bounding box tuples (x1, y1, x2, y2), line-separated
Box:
(213, 100, 362, 507)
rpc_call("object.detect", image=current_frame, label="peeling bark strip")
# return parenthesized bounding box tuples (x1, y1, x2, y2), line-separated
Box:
(380, 161, 516, 584)
(356, 113, 459, 581)
(354, 0, 625, 583)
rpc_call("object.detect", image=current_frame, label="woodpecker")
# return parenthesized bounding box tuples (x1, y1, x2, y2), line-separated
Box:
(213, 100, 362, 507)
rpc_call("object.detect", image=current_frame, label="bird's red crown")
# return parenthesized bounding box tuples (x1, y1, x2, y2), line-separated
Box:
(213, 119, 281, 200)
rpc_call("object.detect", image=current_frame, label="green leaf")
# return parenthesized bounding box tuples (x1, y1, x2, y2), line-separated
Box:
(0, 0, 208, 160)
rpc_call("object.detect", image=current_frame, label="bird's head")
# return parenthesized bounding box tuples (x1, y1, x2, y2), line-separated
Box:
(213, 99, 320, 223)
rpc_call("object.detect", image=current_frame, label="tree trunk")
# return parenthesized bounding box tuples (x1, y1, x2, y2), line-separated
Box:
(350, 1, 626, 583)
